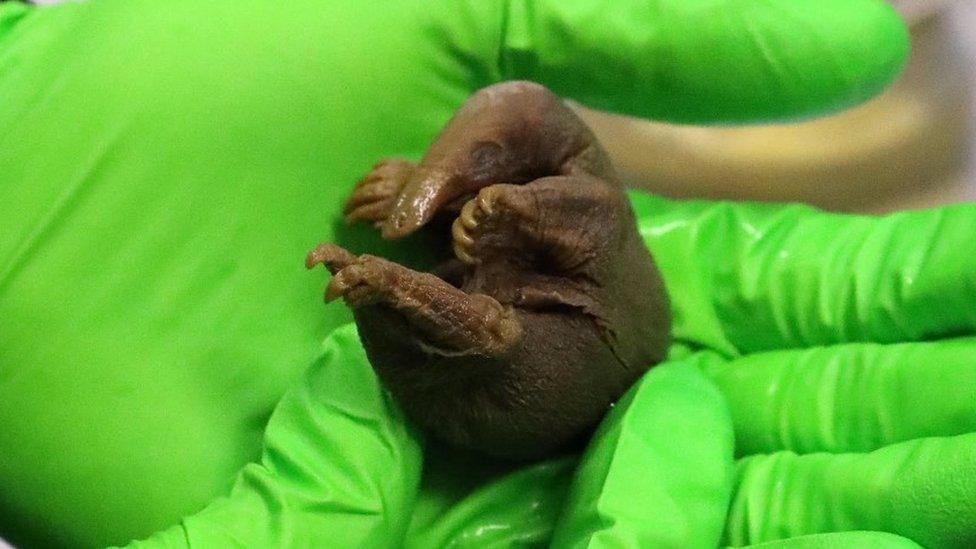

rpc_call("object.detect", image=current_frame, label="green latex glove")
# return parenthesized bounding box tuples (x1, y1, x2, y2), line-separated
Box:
(0, 0, 908, 546)
(120, 325, 424, 549)
(402, 195, 976, 549)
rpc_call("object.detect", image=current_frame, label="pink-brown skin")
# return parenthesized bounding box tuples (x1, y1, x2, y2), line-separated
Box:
(307, 81, 671, 461)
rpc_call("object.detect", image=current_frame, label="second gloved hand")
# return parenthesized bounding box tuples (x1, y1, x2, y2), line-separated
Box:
(406, 194, 976, 549)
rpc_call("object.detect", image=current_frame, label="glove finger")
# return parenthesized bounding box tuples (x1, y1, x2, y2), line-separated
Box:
(744, 531, 922, 549)
(125, 325, 423, 548)
(631, 193, 976, 354)
(702, 337, 976, 456)
(552, 356, 735, 548)
(726, 433, 976, 549)
(495, 0, 907, 123)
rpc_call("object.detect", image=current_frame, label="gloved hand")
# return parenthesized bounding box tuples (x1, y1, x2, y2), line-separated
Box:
(120, 196, 976, 549)
(402, 194, 976, 548)
(0, 0, 908, 546)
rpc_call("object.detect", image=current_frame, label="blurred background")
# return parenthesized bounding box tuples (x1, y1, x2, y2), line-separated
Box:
(575, 0, 976, 213)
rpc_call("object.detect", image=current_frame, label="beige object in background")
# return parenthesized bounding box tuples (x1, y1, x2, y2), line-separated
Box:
(578, 1, 976, 213)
